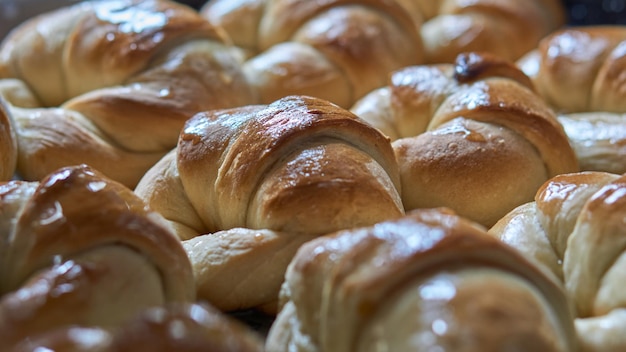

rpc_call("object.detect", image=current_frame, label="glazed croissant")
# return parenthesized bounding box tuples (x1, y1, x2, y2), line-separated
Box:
(135, 95, 405, 312)
(8, 302, 264, 352)
(266, 208, 578, 351)
(0, 98, 16, 181)
(518, 26, 626, 174)
(416, 0, 566, 63)
(351, 52, 579, 227)
(200, 0, 424, 108)
(0, 0, 255, 188)
(0, 164, 195, 346)
(489, 171, 626, 352)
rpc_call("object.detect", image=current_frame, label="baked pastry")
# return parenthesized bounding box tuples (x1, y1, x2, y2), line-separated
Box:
(199, 0, 424, 108)
(0, 164, 195, 346)
(416, 0, 566, 63)
(0, 0, 255, 188)
(351, 52, 579, 227)
(135, 95, 405, 312)
(9, 302, 264, 352)
(518, 26, 626, 174)
(489, 171, 626, 352)
(266, 208, 578, 351)
(0, 96, 17, 181)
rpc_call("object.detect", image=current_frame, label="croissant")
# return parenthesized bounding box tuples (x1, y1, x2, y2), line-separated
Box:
(489, 171, 626, 352)
(199, 0, 424, 108)
(265, 208, 578, 351)
(9, 302, 264, 352)
(0, 97, 17, 181)
(135, 95, 405, 312)
(0, 0, 255, 188)
(0, 164, 195, 346)
(350, 52, 579, 227)
(517, 26, 626, 174)
(417, 0, 566, 63)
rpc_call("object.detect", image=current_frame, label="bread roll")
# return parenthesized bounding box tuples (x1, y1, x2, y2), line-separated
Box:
(0, 0, 256, 187)
(418, 0, 566, 63)
(135, 95, 404, 312)
(518, 26, 626, 174)
(0, 164, 194, 346)
(266, 208, 578, 351)
(0, 95, 17, 181)
(490, 171, 626, 351)
(351, 52, 579, 227)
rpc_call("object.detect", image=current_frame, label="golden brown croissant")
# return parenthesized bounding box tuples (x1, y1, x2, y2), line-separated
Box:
(351, 52, 579, 227)
(266, 208, 578, 351)
(199, 0, 424, 108)
(489, 171, 626, 352)
(0, 97, 17, 181)
(0, 164, 195, 346)
(416, 0, 566, 63)
(9, 302, 264, 352)
(135, 95, 405, 312)
(0, 0, 255, 188)
(517, 26, 626, 174)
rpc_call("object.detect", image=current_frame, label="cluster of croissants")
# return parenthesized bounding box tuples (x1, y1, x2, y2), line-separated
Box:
(0, 0, 624, 351)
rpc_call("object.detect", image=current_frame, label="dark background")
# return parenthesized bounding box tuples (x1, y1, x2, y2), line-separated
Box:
(565, 0, 626, 25)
